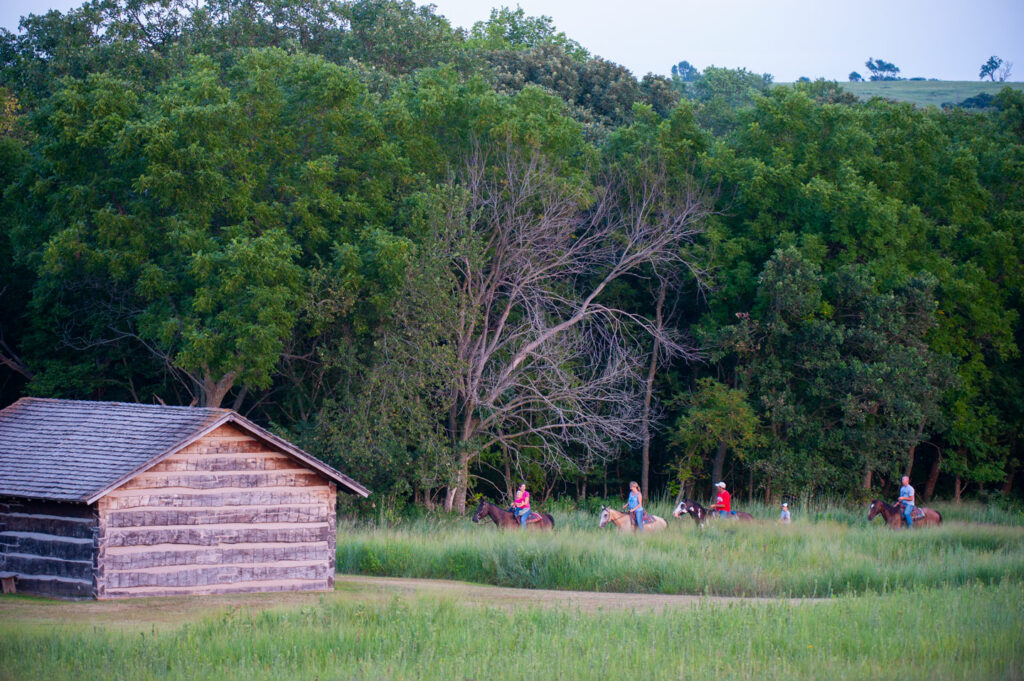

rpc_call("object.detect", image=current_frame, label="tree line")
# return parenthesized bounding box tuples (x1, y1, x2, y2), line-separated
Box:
(1, 1, 1021, 513)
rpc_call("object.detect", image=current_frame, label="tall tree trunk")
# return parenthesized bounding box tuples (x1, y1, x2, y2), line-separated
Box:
(503, 448, 513, 502)
(639, 282, 667, 500)
(444, 402, 461, 512)
(1003, 463, 1017, 496)
(924, 449, 942, 501)
(448, 450, 472, 513)
(905, 418, 927, 477)
(953, 475, 963, 503)
(711, 439, 727, 495)
(198, 370, 237, 408)
(862, 467, 873, 491)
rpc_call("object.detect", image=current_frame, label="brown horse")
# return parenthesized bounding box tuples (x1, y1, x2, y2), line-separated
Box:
(471, 499, 554, 530)
(868, 500, 942, 529)
(598, 506, 668, 532)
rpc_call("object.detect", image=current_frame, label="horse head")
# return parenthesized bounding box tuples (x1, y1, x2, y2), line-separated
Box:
(471, 499, 487, 523)
(598, 506, 611, 528)
(867, 500, 883, 520)
(672, 500, 693, 518)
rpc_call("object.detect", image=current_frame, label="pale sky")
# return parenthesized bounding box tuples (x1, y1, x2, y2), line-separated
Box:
(3, 0, 1022, 82)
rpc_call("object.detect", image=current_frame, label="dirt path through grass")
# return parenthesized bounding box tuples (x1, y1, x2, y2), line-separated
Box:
(0, 575, 824, 630)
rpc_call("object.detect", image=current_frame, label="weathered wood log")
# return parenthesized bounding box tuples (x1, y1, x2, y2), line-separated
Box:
(99, 489, 330, 510)
(2, 553, 93, 580)
(11, 574, 93, 599)
(99, 578, 330, 599)
(119, 471, 324, 491)
(149, 454, 300, 473)
(102, 543, 328, 569)
(103, 505, 328, 527)
(0, 531, 95, 560)
(103, 524, 332, 547)
(104, 563, 330, 588)
(0, 511, 96, 538)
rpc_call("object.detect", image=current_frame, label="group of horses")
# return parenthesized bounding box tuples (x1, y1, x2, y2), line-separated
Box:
(472, 497, 943, 532)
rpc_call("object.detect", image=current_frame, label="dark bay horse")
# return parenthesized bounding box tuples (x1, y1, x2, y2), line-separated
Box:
(672, 499, 752, 527)
(868, 500, 942, 529)
(471, 500, 554, 530)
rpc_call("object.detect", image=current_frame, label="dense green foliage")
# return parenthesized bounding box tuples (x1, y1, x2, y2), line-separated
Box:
(0, 581, 1021, 680)
(1, 0, 1022, 511)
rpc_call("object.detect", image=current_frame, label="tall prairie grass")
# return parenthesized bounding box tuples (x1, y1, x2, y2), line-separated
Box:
(1, 581, 1020, 680)
(336, 501, 1024, 597)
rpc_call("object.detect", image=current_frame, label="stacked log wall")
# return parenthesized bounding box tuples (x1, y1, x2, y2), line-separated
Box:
(0, 498, 97, 598)
(95, 424, 336, 599)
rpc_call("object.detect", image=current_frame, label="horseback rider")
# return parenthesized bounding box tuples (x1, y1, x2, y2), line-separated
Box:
(625, 481, 644, 531)
(780, 501, 791, 524)
(711, 481, 732, 518)
(512, 482, 531, 529)
(897, 476, 915, 528)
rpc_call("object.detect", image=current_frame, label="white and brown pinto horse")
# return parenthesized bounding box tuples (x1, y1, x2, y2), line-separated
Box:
(599, 506, 667, 533)
(673, 499, 752, 527)
(672, 499, 708, 527)
(868, 500, 942, 529)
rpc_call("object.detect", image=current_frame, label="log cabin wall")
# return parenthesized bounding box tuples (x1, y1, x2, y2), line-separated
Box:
(95, 423, 337, 599)
(0, 497, 98, 598)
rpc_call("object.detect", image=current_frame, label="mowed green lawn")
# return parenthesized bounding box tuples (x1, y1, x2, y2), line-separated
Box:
(1, 503, 1022, 681)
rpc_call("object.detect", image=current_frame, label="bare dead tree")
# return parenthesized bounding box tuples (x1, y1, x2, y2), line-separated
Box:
(998, 60, 1014, 82)
(436, 144, 708, 512)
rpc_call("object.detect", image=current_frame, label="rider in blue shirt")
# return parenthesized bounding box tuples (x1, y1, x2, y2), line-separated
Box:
(626, 481, 644, 532)
(898, 476, 915, 528)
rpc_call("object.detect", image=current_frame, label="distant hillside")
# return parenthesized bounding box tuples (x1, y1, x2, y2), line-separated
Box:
(827, 80, 1024, 108)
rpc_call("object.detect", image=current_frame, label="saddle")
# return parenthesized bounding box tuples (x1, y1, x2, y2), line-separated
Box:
(896, 503, 926, 520)
(641, 511, 655, 525)
(524, 511, 543, 524)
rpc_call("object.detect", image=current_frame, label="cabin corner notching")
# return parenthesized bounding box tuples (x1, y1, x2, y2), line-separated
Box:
(0, 398, 368, 599)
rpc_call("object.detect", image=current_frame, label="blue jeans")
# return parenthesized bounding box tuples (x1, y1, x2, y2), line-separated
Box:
(516, 508, 530, 528)
(633, 508, 644, 531)
(903, 504, 914, 528)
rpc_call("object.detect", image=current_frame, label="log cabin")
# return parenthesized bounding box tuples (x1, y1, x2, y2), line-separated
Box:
(0, 398, 369, 599)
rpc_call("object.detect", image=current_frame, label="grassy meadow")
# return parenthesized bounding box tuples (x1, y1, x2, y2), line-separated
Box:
(0, 581, 1020, 680)
(1, 499, 1022, 681)
(813, 79, 1024, 108)
(337, 499, 1024, 597)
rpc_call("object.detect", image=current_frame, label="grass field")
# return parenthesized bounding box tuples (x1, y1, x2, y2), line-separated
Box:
(780, 80, 1024, 108)
(337, 500, 1024, 597)
(1, 500, 1022, 680)
(0, 580, 1020, 680)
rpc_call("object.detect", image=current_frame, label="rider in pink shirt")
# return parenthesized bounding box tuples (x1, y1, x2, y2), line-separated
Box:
(513, 483, 531, 529)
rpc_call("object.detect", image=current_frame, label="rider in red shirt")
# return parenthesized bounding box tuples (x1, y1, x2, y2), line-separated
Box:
(711, 481, 732, 517)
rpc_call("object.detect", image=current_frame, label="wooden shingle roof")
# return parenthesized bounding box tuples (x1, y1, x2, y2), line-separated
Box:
(0, 398, 369, 503)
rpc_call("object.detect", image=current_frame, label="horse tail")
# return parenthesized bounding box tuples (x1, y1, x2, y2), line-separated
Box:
(545, 513, 555, 528)
(936, 509, 943, 524)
